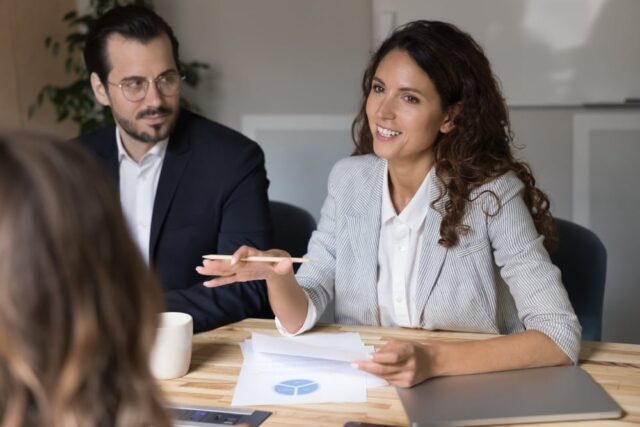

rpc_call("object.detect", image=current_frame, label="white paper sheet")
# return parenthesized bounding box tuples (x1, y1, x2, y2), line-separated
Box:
(231, 333, 386, 406)
(251, 332, 372, 362)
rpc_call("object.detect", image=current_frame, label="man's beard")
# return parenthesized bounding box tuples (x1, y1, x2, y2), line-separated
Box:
(114, 106, 177, 143)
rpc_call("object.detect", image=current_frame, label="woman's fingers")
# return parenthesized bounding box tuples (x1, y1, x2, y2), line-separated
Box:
(353, 340, 433, 388)
(196, 246, 294, 286)
(355, 360, 404, 376)
(196, 259, 233, 276)
(230, 245, 259, 264)
(273, 258, 293, 275)
(354, 360, 415, 388)
(371, 340, 412, 363)
(203, 275, 237, 287)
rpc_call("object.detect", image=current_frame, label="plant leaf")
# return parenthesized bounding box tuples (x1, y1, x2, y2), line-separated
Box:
(57, 109, 69, 122)
(63, 10, 77, 21)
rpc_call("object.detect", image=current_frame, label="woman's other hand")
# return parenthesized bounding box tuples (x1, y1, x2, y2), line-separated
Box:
(355, 340, 438, 388)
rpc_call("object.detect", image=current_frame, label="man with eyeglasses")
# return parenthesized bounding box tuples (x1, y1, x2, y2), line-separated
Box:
(76, 5, 273, 332)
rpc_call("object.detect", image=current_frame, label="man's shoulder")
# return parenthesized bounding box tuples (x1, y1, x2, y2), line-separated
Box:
(73, 124, 116, 156)
(75, 124, 114, 142)
(178, 110, 258, 152)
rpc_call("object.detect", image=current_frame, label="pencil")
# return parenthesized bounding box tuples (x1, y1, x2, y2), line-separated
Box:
(202, 254, 309, 264)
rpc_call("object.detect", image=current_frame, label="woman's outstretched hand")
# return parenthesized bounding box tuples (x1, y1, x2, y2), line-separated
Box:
(196, 245, 294, 287)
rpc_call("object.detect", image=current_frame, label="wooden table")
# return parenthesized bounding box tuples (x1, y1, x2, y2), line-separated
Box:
(159, 319, 640, 426)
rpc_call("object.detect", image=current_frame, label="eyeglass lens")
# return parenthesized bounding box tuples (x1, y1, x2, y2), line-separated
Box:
(120, 73, 181, 101)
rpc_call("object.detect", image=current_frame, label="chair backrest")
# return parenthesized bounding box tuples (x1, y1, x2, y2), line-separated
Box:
(270, 201, 316, 270)
(549, 218, 607, 341)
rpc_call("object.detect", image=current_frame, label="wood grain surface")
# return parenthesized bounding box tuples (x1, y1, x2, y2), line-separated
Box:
(159, 319, 640, 426)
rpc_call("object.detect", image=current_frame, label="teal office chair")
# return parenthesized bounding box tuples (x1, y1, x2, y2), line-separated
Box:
(549, 218, 607, 341)
(269, 201, 316, 272)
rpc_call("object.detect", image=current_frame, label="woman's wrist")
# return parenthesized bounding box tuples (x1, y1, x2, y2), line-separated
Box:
(265, 271, 308, 332)
(265, 269, 297, 290)
(423, 341, 449, 378)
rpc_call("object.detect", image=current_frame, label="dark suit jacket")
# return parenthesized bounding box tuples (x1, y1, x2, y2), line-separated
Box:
(76, 109, 273, 332)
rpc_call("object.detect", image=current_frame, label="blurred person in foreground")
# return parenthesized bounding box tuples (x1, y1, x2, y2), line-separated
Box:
(0, 133, 169, 427)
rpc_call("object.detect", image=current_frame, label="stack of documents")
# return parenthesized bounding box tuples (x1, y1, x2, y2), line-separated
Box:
(231, 332, 387, 406)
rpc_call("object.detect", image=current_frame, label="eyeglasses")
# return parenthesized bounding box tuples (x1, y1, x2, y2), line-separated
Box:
(107, 72, 184, 102)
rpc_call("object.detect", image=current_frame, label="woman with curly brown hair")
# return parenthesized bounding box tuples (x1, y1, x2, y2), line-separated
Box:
(197, 20, 581, 388)
(0, 133, 170, 426)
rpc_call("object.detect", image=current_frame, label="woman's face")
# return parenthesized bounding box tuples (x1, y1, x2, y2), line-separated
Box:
(365, 49, 454, 168)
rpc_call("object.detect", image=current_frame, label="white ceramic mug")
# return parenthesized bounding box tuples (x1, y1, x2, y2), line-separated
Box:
(150, 312, 193, 380)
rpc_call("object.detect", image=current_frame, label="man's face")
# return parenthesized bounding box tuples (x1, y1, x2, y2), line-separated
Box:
(91, 33, 180, 144)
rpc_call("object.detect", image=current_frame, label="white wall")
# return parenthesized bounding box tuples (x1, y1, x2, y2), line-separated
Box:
(372, 0, 640, 106)
(510, 108, 575, 220)
(155, 0, 371, 130)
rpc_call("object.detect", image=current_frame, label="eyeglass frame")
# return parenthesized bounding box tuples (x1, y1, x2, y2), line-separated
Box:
(106, 71, 185, 102)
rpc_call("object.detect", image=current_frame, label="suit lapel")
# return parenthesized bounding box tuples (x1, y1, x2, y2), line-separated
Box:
(415, 174, 448, 324)
(95, 128, 119, 185)
(149, 115, 192, 258)
(346, 158, 385, 325)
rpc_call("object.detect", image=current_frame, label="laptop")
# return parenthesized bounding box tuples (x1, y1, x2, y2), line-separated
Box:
(396, 366, 622, 426)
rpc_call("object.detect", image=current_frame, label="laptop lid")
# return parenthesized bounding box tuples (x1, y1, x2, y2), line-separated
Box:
(396, 366, 622, 427)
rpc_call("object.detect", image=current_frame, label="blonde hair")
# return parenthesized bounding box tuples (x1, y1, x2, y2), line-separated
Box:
(0, 133, 170, 427)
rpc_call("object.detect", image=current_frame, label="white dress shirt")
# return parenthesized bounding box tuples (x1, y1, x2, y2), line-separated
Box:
(377, 166, 433, 327)
(116, 128, 168, 263)
(276, 164, 433, 335)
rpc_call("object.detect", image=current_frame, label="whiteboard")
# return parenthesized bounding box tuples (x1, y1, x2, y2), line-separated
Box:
(372, 0, 640, 106)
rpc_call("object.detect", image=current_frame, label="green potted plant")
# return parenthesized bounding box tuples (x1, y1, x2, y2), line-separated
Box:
(29, 0, 209, 135)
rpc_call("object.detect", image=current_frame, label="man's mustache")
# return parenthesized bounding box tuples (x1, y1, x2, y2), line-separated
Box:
(136, 107, 172, 119)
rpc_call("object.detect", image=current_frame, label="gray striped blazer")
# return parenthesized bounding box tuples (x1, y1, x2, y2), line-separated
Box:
(296, 154, 581, 362)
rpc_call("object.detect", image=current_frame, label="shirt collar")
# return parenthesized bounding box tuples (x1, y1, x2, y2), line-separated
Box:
(116, 127, 169, 164)
(381, 164, 434, 230)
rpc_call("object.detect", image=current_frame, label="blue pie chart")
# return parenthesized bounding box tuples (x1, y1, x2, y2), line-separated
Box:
(274, 379, 319, 396)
